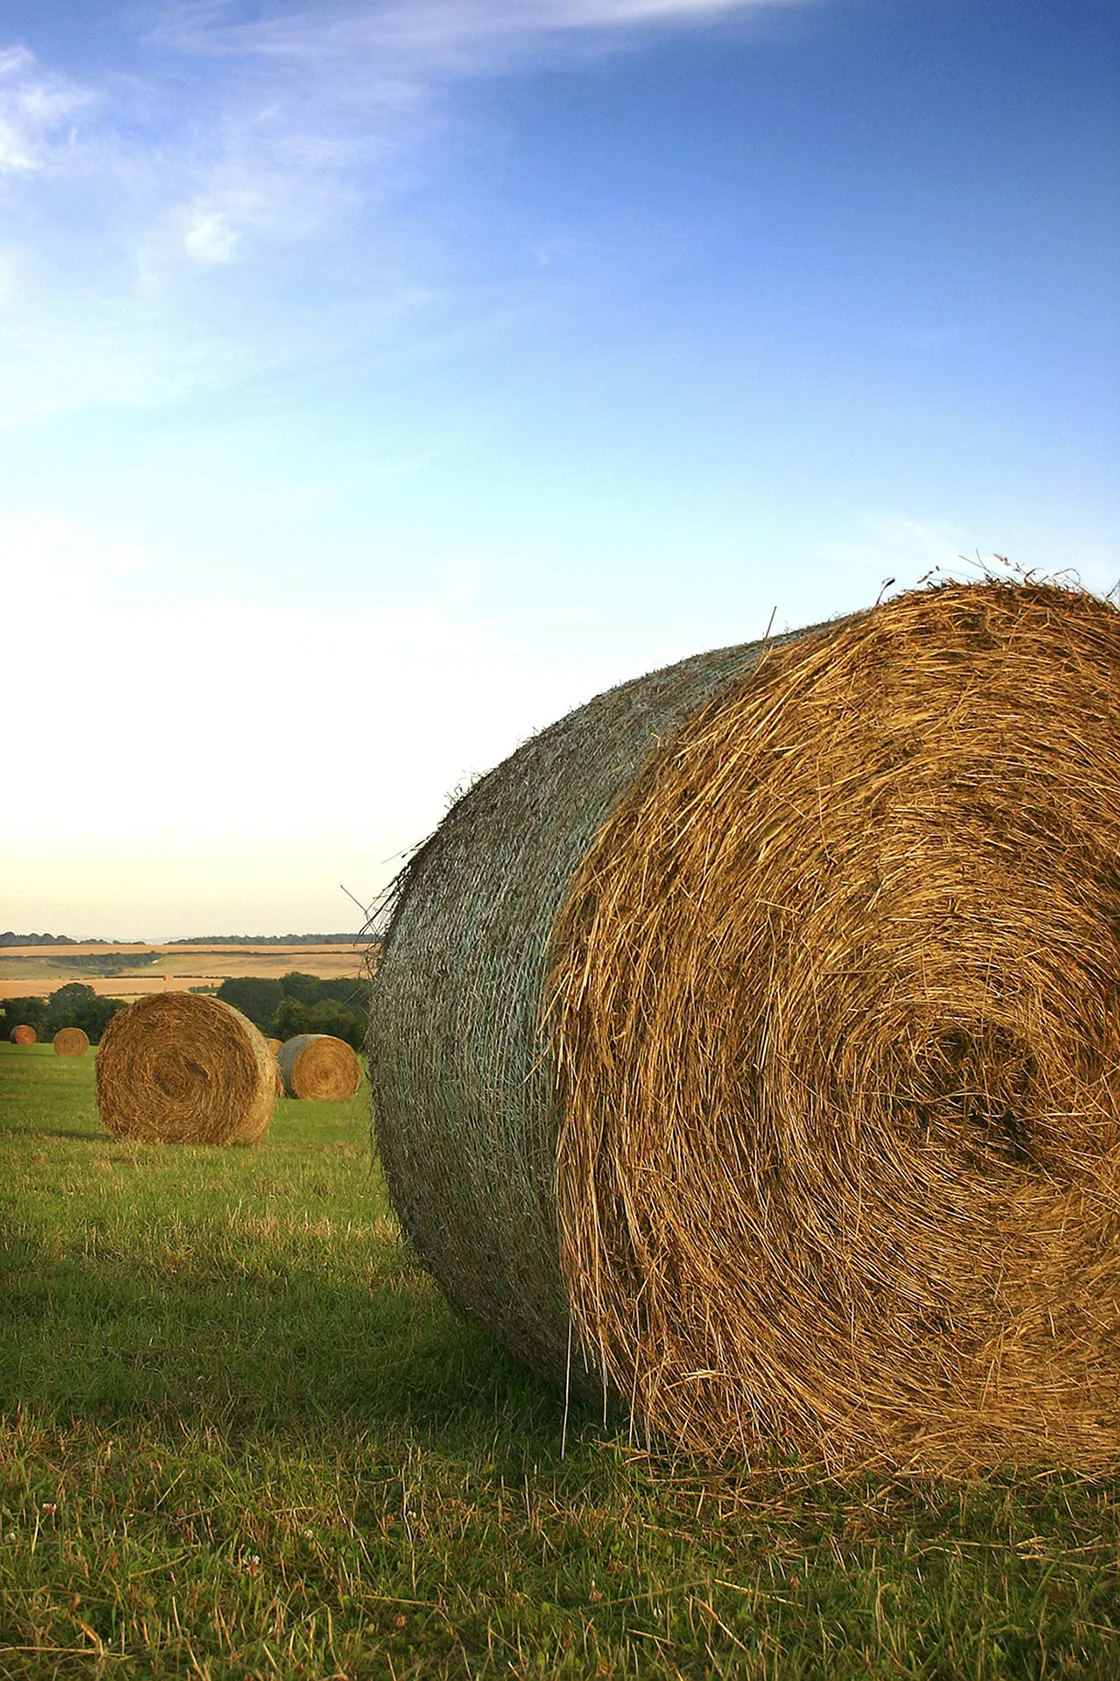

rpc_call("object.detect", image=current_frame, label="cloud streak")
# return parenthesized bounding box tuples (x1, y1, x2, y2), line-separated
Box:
(155, 0, 801, 67)
(0, 0, 822, 421)
(0, 43, 94, 175)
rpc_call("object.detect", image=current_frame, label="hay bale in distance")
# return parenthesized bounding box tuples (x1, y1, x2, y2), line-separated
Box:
(267, 1038, 283, 1054)
(52, 1027, 90, 1057)
(368, 581, 1120, 1472)
(9, 1024, 36, 1045)
(95, 992, 275, 1144)
(277, 1034, 361, 1100)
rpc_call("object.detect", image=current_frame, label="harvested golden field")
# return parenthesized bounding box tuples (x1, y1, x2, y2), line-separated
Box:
(0, 943, 367, 1003)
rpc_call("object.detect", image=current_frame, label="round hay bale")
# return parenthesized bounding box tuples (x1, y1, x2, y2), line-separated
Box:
(95, 992, 275, 1144)
(9, 1024, 37, 1045)
(277, 1034, 361, 1100)
(369, 581, 1120, 1471)
(52, 1027, 90, 1057)
(267, 1038, 283, 1054)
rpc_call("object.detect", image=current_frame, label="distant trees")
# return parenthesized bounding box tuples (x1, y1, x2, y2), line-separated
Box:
(47, 984, 128, 1042)
(271, 996, 365, 1047)
(0, 932, 79, 946)
(167, 934, 361, 946)
(215, 977, 285, 1028)
(3, 972, 369, 1050)
(1, 995, 49, 1039)
(1, 984, 127, 1044)
(51, 952, 158, 975)
(216, 972, 370, 1051)
(276, 971, 322, 1006)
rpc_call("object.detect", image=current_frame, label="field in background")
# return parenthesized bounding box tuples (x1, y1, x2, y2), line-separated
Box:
(1, 1043, 1118, 1678)
(0, 943, 367, 1003)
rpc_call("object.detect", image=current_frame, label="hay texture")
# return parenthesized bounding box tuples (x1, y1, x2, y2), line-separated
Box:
(369, 581, 1120, 1472)
(96, 992, 275, 1144)
(277, 1034, 361, 1100)
(9, 1024, 37, 1045)
(52, 1027, 89, 1057)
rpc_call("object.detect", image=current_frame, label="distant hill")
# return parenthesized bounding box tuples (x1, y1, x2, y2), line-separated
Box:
(166, 934, 363, 945)
(2, 932, 362, 947)
(0, 933, 132, 946)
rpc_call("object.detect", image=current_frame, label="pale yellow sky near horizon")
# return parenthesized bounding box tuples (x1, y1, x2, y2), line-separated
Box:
(6, 524, 1116, 941)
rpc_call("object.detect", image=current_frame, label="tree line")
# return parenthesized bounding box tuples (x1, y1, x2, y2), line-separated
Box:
(216, 973, 371, 1050)
(169, 934, 362, 946)
(1, 984, 127, 1043)
(2, 973, 371, 1050)
(1, 932, 85, 946)
(2, 932, 363, 946)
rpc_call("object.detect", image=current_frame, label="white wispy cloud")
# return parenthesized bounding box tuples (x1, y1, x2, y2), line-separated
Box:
(154, 0, 798, 66)
(144, 0, 811, 254)
(0, 43, 94, 175)
(183, 207, 240, 263)
(0, 0, 820, 422)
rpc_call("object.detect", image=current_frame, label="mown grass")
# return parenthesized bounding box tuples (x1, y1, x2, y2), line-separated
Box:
(1, 1042, 1117, 1679)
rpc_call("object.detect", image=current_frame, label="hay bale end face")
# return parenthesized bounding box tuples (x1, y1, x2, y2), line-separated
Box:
(95, 992, 276, 1145)
(9, 1024, 37, 1045)
(277, 1034, 361, 1100)
(369, 581, 1120, 1472)
(52, 1027, 90, 1057)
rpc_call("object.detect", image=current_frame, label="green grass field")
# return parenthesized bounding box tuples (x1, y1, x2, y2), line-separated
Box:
(1, 1042, 1117, 1678)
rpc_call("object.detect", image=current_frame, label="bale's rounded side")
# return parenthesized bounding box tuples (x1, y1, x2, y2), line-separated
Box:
(368, 581, 1120, 1470)
(368, 625, 812, 1386)
(277, 1034, 361, 1100)
(95, 992, 276, 1144)
(9, 1025, 37, 1045)
(52, 1027, 90, 1057)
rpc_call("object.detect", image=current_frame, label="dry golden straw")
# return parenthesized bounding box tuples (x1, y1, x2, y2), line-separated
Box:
(266, 1038, 285, 1097)
(369, 581, 1120, 1472)
(9, 1024, 37, 1045)
(52, 1027, 89, 1057)
(277, 1033, 361, 1100)
(96, 992, 275, 1144)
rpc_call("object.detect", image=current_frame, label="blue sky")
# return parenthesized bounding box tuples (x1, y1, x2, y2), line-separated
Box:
(1, 0, 1117, 938)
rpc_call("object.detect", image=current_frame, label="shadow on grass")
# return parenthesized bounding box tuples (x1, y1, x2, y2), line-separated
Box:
(0, 1229, 587, 1461)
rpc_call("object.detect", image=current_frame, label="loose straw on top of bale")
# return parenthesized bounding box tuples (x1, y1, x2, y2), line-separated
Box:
(9, 1024, 36, 1045)
(96, 992, 275, 1144)
(277, 1034, 361, 1100)
(52, 1027, 89, 1057)
(369, 580, 1120, 1473)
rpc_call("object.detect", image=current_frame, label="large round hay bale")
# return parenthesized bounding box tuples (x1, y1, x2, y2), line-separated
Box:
(277, 1034, 361, 1099)
(95, 992, 275, 1144)
(369, 581, 1120, 1471)
(52, 1027, 90, 1057)
(9, 1024, 37, 1045)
